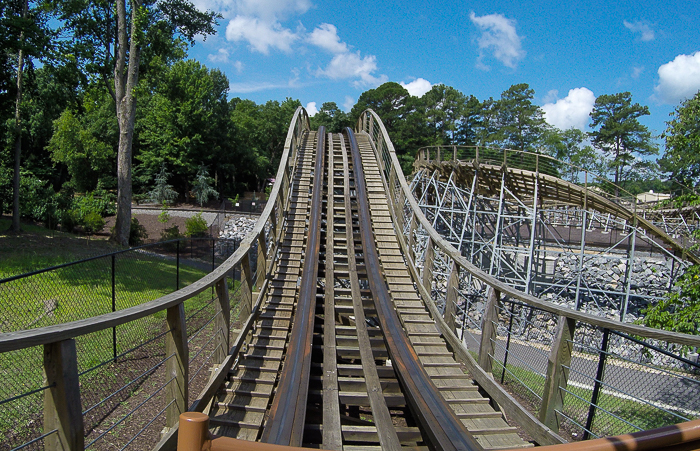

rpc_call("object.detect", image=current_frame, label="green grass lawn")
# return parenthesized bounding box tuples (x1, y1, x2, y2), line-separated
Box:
(490, 356, 693, 439)
(0, 218, 243, 445)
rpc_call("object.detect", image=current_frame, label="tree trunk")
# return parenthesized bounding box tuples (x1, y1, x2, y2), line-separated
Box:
(113, 0, 141, 246)
(11, 0, 28, 233)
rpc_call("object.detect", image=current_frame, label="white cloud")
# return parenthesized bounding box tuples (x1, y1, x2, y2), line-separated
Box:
(233, 0, 311, 21)
(229, 77, 300, 93)
(654, 52, 700, 104)
(225, 16, 298, 54)
(343, 96, 355, 112)
(401, 78, 433, 97)
(623, 20, 655, 41)
(631, 66, 644, 79)
(469, 12, 525, 69)
(543, 89, 558, 104)
(316, 51, 388, 88)
(308, 23, 348, 54)
(232, 60, 244, 73)
(194, 0, 311, 20)
(208, 48, 229, 63)
(306, 101, 318, 116)
(542, 87, 596, 131)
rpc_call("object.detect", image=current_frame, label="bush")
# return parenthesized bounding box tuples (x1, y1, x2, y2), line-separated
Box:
(83, 211, 105, 235)
(160, 224, 182, 241)
(129, 218, 148, 245)
(184, 213, 208, 237)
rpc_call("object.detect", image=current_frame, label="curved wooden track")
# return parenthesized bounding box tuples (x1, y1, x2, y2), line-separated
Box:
(414, 150, 700, 265)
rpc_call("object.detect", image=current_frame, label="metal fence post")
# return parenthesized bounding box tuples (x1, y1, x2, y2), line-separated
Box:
(44, 339, 84, 451)
(583, 328, 610, 439)
(478, 287, 499, 373)
(165, 303, 188, 428)
(176, 240, 180, 290)
(111, 253, 117, 360)
(501, 301, 516, 384)
(240, 252, 254, 320)
(540, 315, 576, 431)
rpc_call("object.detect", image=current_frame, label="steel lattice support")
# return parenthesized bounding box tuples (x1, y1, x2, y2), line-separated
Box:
(408, 168, 690, 322)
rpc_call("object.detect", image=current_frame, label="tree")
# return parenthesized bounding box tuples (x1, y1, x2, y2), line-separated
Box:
(642, 264, 700, 337)
(310, 102, 350, 133)
(56, 0, 220, 245)
(423, 84, 466, 144)
(2, 0, 53, 232)
(540, 127, 608, 182)
(493, 83, 546, 152)
(588, 92, 658, 194)
(659, 91, 700, 188)
(351, 82, 411, 134)
(47, 109, 114, 192)
(191, 164, 218, 206)
(136, 59, 230, 195)
(456, 95, 482, 146)
(148, 164, 177, 204)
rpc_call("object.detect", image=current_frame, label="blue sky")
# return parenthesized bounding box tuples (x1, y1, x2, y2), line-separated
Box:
(188, 0, 700, 142)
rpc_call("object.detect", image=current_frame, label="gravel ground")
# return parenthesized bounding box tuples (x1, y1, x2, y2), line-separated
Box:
(133, 208, 219, 226)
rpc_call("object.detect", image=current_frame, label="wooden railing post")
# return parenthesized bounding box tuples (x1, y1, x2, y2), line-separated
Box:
(255, 230, 267, 291)
(407, 212, 417, 262)
(478, 287, 500, 373)
(240, 252, 254, 320)
(44, 339, 84, 451)
(422, 237, 435, 297)
(214, 278, 231, 363)
(166, 303, 188, 428)
(444, 261, 459, 333)
(539, 315, 576, 431)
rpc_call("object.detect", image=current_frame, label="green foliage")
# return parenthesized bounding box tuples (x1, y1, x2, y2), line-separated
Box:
(158, 202, 171, 224)
(184, 212, 208, 237)
(148, 164, 178, 204)
(659, 91, 700, 188)
(47, 109, 114, 192)
(589, 92, 658, 188)
(492, 83, 546, 152)
(310, 101, 351, 133)
(82, 211, 105, 234)
(191, 164, 218, 206)
(129, 218, 148, 245)
(641, 264, 700, 338)
(160, 224, 182, 241)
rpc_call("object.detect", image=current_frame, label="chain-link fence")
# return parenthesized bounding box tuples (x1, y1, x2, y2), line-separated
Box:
(0, 237, 245, 450)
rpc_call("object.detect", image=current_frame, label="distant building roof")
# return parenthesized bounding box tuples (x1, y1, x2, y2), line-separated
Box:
(637, 190, 671, 204)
